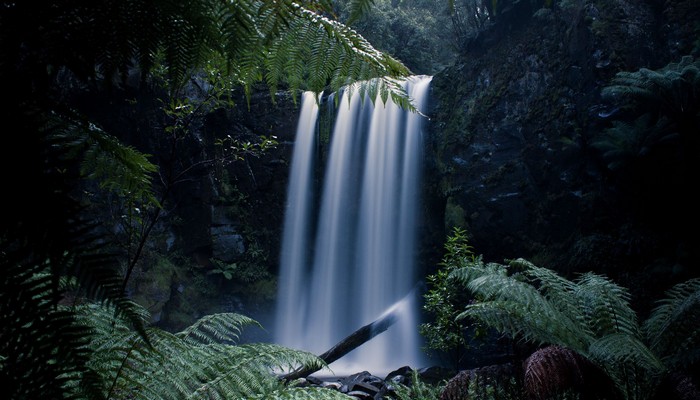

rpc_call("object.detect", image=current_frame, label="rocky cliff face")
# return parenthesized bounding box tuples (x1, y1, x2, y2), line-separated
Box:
(68, 79, 302, 332)
(68, 0, 698, 332)
(425, 0, 699, 307)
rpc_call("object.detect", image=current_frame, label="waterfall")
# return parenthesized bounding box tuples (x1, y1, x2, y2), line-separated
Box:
(275, 76, 432, 376)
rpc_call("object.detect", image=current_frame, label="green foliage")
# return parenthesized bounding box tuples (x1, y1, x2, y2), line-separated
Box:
(595, 56, 700, 170)
(448, 0, 492, 47)
(0, 114, 150, 399)
(601, 56, 700, 119)
(449, 255, 700, 400)
(591, 114, 669, 171)
(0, 1, 416, 398)
(208, 260, 240, 280)
(79, 125, 160, 208)
(440, 364, 522, 400)
(390, 369, 446, 400)
(65, 301, 348, 399)
(4, 0, 411, 100)
(642, 278, 700, 370)
(337, 0, 458, 74)
(215, 134, 280, 163)
(420, 227, 487, 368)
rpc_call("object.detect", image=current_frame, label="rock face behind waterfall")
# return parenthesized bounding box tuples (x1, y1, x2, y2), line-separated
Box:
(425, 0, 699, 307)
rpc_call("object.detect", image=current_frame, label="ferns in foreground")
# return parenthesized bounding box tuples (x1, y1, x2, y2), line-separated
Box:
(67, 301, 350, 400)
(391, 369, 446, 400)
(449, 256, 700, 400)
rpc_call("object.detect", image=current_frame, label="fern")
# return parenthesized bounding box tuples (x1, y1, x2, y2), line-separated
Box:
(452, 258, 592, 353)
(448, 255, 700, 400)
(58, 119, 160, 210)
(0, 110, 150, 399)
(602, 56, 700, 119)
(177, 312, 262, 345)
(345, 0, 377, 25)
(597, 56, 700, 172)
(67, 301, 344, 399)
(643, 278, 700, 369)
(592, 114, 673, 171)
(391, 369, 446, 400)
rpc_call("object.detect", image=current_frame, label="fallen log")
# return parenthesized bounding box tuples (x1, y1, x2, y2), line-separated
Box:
(281, 308, 399, 381)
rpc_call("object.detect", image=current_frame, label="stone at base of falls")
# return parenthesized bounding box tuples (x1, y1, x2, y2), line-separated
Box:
(289, 365, 457, 400)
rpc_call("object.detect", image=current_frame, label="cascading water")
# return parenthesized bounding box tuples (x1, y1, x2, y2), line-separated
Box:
(275, 76, 432, 376)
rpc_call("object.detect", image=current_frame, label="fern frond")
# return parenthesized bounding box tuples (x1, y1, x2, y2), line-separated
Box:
(69, 300, 338, 399)
(1, 109, 151, 398)
(590, 333, 664, 371)
(643, 278, 700, 368)
(589, 333, 665, 400)
(264, 387, 355, 399)
(345, 0, 377, 24)
(453, 259, 591, 352)
(176, 312, 262, 345)
(518, 259, 580, 315)
(80, 124, 160, 207)
(575, 273, 641, 339)
(0, 252, 93, 399)
(602, 56, 700, 118)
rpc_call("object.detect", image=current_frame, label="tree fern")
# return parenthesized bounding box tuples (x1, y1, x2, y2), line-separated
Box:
(592, 114, 673, 171)
(575, 272, 641, 339)
(448, 255, 700, 400)
(452, 258, 593, 354)
(643, 278, 700, 369)
(602, 56, 700, 119)
(255, 2, 415, 109)
(345, 0, 377, 25)
(597, 56, 700, 170)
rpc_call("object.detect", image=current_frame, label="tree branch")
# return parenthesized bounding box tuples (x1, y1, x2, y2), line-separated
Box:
(281, 308, 399, 381)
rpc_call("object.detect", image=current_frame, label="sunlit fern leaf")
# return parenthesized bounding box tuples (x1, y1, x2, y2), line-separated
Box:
(177, 312, 262, 345)
(307, 31, 337, 91)
(176, 343, 328, 399)
(643, 278, 700, 369)
(283, 4, 411, 91)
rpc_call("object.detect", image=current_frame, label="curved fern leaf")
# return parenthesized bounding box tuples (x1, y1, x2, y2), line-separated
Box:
(575, 273, 640, 339)
(177, 312, 262, 345)
(643, 278, 700, 368)
(346, 0, 377, 25)
(263, 386, 355, 399)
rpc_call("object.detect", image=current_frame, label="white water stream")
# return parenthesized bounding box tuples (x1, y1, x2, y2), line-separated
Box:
(275, 76, 432, 376)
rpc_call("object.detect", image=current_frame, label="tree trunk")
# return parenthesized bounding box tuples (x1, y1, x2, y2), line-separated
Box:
(281, 309, 399, 380)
